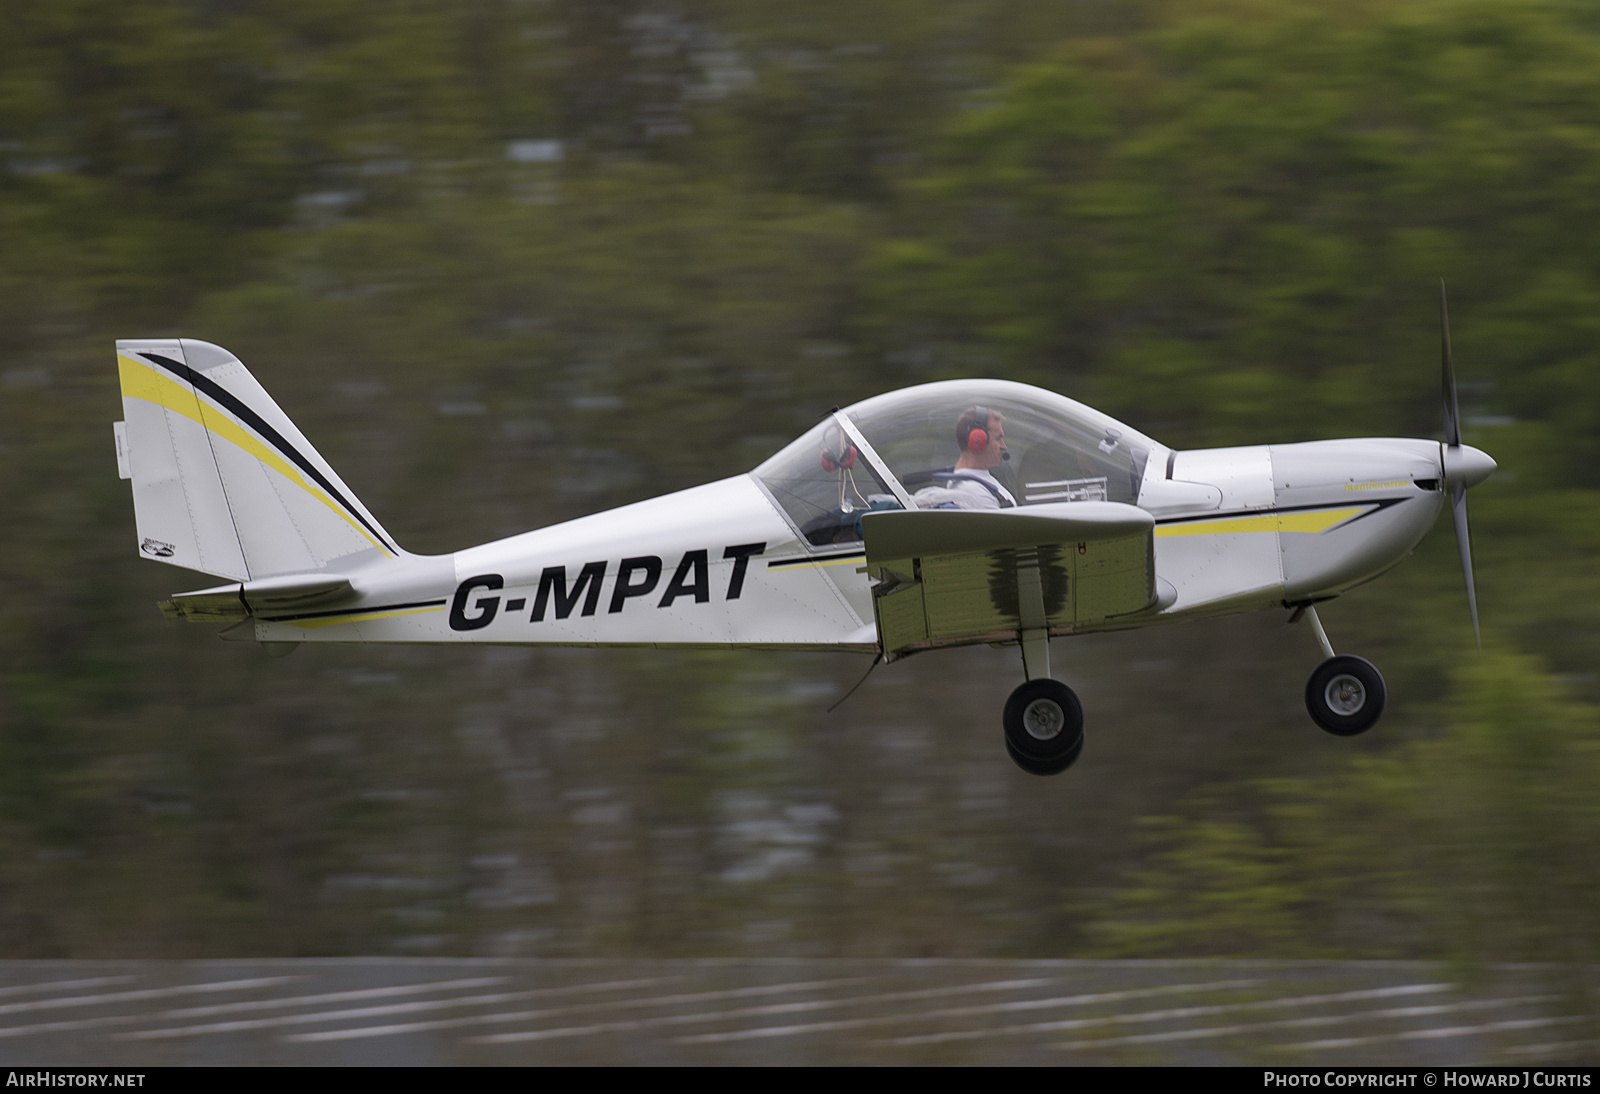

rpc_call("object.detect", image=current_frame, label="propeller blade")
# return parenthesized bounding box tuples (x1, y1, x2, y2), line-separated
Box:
(1440, 280, 1481, 648)
(1451, 480, 1481, 651)
(1440, 279, 1461, 447)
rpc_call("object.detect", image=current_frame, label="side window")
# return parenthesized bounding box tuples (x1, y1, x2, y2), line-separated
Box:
(1017, 429, 1146, 504)
(754, 419, 901, 546)
(1016, 440, 1110, 503)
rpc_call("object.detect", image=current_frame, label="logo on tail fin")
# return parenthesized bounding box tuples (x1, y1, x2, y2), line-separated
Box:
(141, 537, 175, 557)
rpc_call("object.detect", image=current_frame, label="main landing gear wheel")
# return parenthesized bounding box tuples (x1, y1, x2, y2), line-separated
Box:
(1305, 655, 1386, 737)
(1003, 679, 1085, 776)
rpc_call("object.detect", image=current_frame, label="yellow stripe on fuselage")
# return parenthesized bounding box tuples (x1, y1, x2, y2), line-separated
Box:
(118, 355, 390, 556)
(1275, 506, 1370, 533)
(283, 605, 445, 630)
(768, 556, 867, 570)
(1154, 506, 1370, 538)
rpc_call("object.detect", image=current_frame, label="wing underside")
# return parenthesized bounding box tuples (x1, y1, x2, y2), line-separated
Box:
(863, 503, 1156, 659)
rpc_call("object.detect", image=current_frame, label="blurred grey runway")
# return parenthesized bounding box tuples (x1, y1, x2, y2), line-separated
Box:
(0, 960, 1590, 1066)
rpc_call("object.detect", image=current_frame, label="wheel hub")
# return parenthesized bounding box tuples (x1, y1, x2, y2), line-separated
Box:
(1022, 698, 1065, 740)
(1324, 674, 1366, 715)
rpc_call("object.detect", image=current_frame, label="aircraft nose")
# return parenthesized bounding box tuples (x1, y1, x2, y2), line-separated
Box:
(1443, 443, 1496, 489)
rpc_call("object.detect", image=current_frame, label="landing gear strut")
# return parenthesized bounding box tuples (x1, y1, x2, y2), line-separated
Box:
(1002, 547, 1085, 774)
(1296, 604, 1386, 736)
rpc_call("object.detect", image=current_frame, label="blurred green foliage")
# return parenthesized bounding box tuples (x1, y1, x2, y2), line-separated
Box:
(1094, 651, 1600, 961)
(0, 0, 1597, 973)
(870, 0, 1600, 460)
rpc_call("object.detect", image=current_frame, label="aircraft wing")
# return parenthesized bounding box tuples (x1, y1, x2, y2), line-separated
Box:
(861, 502, 1157, 659)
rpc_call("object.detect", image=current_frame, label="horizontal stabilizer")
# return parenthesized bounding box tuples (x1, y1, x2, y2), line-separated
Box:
(861, 501, 1153, 563)
(159, 573, 354, 623)
(238, 573, 354, 610)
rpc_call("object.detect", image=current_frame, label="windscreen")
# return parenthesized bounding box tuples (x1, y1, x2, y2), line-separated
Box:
(753, 417, 900, 546)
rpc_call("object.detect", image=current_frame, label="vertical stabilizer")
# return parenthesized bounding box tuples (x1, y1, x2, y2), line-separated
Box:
(115, 338, 400, 580)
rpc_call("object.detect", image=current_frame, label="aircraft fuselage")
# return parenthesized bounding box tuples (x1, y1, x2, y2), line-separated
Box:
(239, 437, 1467, 651)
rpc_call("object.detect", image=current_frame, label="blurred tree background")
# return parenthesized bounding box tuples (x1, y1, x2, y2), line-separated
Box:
(1, 0, 1597, 995)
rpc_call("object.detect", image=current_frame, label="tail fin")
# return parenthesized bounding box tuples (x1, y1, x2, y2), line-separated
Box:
(114, 338, 401, 580)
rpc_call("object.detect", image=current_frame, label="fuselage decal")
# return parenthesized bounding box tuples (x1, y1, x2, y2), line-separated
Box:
(448, 543, 766, 631)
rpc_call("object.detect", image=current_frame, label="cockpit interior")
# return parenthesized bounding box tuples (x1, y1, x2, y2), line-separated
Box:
(754, 380, 1155, 547)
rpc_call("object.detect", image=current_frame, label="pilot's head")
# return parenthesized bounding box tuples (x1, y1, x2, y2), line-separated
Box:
(955, 406, 1007, 469)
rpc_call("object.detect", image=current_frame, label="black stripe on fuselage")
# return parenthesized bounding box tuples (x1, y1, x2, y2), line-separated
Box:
(257, 597, 447, 623)
(766, 548, 867, 569)
(140, 352, 397, 553)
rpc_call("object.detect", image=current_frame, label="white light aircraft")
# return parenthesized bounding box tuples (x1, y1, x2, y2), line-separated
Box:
(112, 287, 1494, 775)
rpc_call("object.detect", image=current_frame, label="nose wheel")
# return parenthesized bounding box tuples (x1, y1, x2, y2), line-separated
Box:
(1306, 655, 1386, 736)
(1294, 604, 1386, 736)
(1003, 679, 1085, 775)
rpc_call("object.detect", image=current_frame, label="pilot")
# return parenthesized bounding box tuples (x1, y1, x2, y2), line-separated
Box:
(912, 406, 1018, 510)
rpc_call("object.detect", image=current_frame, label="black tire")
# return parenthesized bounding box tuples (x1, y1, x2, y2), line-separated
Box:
(1005, 734, 1085, 776)
(1305, 655, 1386, 737)
(1003, 679, 1085, 775)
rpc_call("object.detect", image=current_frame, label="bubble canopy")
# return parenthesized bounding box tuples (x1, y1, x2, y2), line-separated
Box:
(754, 380, 1157, 547)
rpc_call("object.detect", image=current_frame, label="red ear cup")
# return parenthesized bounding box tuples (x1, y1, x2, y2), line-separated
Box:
(967, 427, 989, 454)
(820, 446, 858, 473)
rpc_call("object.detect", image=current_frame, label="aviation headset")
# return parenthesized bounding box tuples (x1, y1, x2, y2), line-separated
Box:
(958, 406, 1008, 460)
(819, 423, 858, 472)
(820, 444, 857, 472)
